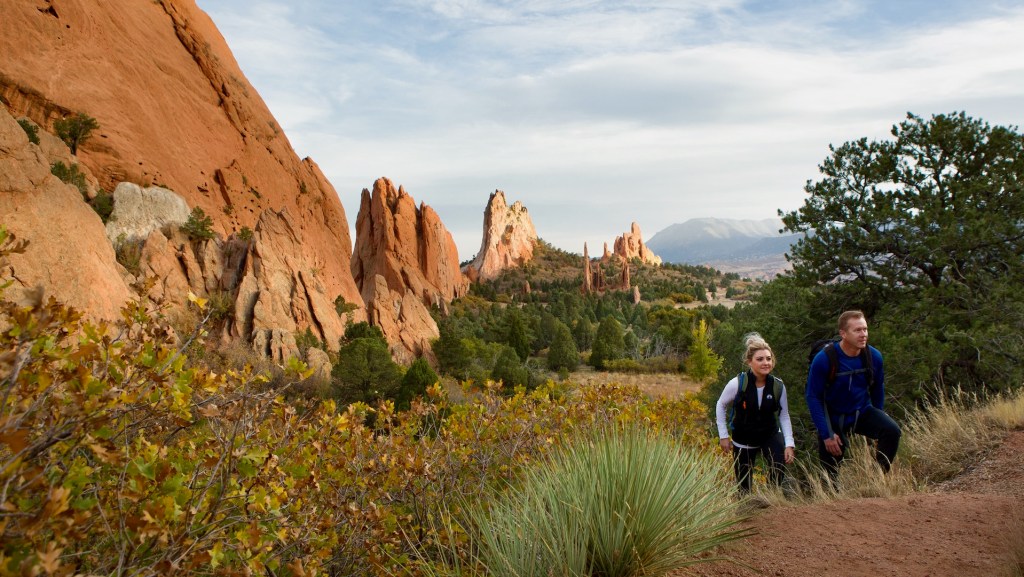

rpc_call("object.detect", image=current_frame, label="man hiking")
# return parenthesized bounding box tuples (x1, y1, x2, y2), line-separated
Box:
(806, 310, 901, 479)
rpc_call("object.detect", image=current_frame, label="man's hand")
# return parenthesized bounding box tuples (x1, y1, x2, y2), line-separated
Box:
(784, 446, 796, 464)
(719, 438, 733, 453)
(824, 434, 843, 456)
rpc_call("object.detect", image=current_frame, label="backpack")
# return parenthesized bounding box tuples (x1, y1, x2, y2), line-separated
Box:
(728, 371, 783, 433)
(807, 338, 876, 392)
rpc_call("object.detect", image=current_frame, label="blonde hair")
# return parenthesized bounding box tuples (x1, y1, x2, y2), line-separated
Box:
(838, 310, 865, 332)
(742, 332, 774, 364)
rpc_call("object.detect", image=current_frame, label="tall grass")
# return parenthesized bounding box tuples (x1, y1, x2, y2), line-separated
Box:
(470, 426, 749, 577)
(752, 387, 1024, 505)
(902, 388, 997, 484)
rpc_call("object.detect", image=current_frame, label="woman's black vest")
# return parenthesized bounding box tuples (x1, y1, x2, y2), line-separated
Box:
(729, 372, 782, 446)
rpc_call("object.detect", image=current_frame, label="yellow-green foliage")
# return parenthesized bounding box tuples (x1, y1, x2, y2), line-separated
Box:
(0, 276, 711, 576)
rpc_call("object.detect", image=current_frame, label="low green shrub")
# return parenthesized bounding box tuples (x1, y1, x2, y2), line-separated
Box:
(17, 118, 39, 144)
(181, 206, 216, 240)
(471, 425, 747, 577)
(50, 160, 88, 196)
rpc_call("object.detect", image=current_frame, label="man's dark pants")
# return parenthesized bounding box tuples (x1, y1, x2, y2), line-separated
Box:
(818, 406, 901, 478)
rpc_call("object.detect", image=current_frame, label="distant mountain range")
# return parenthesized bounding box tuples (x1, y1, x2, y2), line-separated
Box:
(646, 218, 803, 278)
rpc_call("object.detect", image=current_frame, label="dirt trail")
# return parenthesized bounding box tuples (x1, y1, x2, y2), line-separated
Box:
(682, 430, 1024, 577)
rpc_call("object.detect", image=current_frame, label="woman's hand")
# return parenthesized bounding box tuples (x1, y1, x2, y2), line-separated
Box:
(719, 438, 733, 453)
(784, 446, 796, 464)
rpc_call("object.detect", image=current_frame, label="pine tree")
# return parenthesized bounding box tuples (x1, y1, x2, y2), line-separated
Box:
(547, 320, 579, 372)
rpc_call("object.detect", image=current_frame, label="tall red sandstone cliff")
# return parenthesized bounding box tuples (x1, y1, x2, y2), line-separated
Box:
(464, 190, 538, 282)
(352, 178, 469, 362)
(0, 0, 364, 357)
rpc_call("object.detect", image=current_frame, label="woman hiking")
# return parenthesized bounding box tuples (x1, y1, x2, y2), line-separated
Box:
(715, 333, 796, 492)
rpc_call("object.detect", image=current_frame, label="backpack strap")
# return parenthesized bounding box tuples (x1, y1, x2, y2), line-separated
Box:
(728, 372, 747, 433)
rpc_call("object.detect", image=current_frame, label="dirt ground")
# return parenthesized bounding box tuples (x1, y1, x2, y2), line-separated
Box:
(680, 430, 1024, 577)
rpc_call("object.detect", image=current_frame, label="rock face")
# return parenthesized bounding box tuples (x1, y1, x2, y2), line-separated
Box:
(105, 183, 191, 243)
(465, 190, 538, 281)
(0, 0, 364, 357)
(352, 177, 468, 361)
(0, 107, 133, 318)
(612, 222, 662, 265)
(582, 243, 593, 294)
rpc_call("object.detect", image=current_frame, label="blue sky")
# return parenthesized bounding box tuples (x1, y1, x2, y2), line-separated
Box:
(195, 0, 1024, 259)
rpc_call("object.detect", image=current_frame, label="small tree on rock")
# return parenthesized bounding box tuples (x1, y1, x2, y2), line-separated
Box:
(54, 112, 99, 155)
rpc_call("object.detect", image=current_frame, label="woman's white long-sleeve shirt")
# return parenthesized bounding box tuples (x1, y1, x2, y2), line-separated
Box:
(715, 375, 795, 449)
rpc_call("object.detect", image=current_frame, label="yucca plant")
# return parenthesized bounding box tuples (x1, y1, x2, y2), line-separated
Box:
(470, 425, 749, 577)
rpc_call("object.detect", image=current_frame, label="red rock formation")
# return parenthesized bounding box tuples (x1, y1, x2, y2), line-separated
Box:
(352, 178, 468, 361)
(619, 256, 631, 289)
(0, 0, 364, 355)
(612, 222, 662, 265)
(464, 190, 538, 281)
(0, 107, 133, 318)
(582, 243, 593, 294)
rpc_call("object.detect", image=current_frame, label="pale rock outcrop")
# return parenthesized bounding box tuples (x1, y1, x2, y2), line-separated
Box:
(0, 107, 132, 318)
(465, 190, 538, 281)
(106, 183, 191, 243)
(632, 285, 641, 304)
(1, 0, 364, 358)
(352, 178, 467, 361)
(612, 222, 662, 265)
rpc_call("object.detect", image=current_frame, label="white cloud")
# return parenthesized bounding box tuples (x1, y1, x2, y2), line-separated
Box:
(196, 0, 1024, 259)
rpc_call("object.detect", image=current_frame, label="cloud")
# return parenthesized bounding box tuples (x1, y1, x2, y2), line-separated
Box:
(197, 0, 1024, 258)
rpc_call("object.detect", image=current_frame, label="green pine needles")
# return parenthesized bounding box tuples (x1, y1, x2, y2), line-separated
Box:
(471, 426, 748, 577)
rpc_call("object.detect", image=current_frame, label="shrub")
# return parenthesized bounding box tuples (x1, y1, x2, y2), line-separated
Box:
(589, 316, 625, 370)
(53, 112, 99, 154)
(90, 189, 114, 223)
(113, 233, 144, 275)
(604, 358, 646, 373)
(238, 225, 254, 241)
(491, 345, 529, 389)
(546, 320, 579, 372)
(470, 426, 747, 577)
(335, 294, 359, 316)
(181, 206, 216, 240)
(397, 357, 439, 410)
(17, 118, 39, 144)
(50, 160, 88, 197)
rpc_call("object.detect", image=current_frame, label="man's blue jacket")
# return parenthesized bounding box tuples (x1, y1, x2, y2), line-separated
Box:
(805, 344, 885, 441)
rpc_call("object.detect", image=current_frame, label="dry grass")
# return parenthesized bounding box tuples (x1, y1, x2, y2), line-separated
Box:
(750, 388, 1024, 507)
(1002, 513, 1024, 577)
(902, 389, 998, 484)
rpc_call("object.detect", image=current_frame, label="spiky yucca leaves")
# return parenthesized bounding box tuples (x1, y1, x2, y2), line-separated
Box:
(472, 426, 748, 577)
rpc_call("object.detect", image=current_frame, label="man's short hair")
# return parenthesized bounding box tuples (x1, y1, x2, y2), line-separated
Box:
(838, 310, 865, 333)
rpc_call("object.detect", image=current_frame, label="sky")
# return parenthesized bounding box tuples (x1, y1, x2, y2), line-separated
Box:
(195, 0, 1024, 260)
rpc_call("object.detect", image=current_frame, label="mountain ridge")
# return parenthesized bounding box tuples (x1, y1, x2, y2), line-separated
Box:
(647, 217, 800, 278)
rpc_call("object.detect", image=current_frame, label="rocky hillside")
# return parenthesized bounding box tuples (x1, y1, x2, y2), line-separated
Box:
(0, 0, 372, 360)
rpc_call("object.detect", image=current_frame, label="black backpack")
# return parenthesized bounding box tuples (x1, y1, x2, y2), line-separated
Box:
(808, 338, 876, 392)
